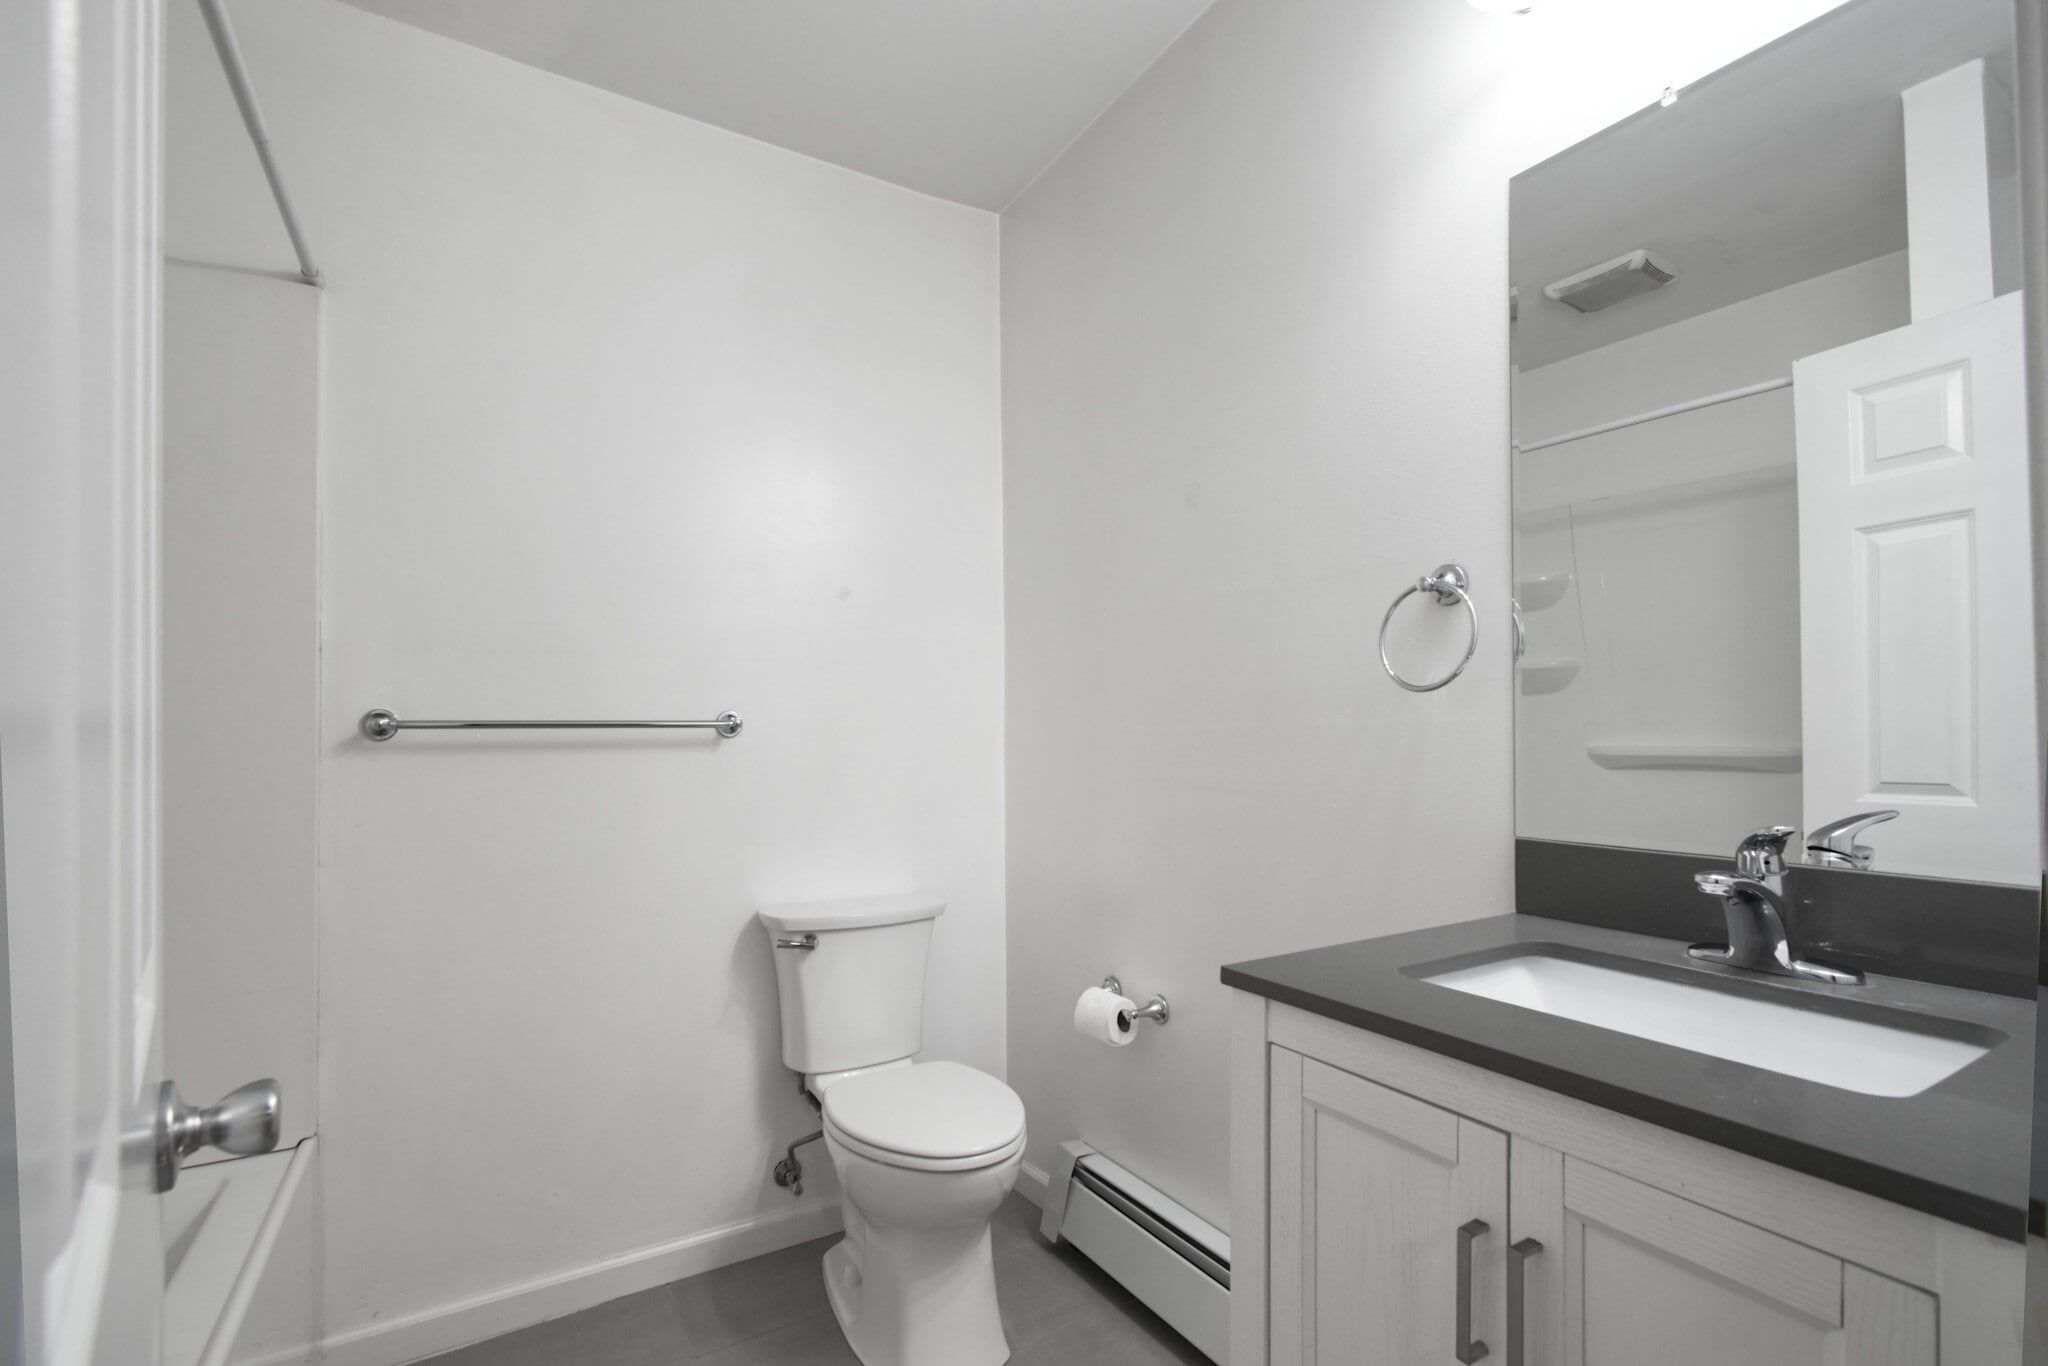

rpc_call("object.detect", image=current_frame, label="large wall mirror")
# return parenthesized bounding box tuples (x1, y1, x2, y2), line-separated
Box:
(1510, 0, 2039, 891)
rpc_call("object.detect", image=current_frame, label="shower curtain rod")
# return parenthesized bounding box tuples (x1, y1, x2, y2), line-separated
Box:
(1513, 375, 1791, 454)
(197, 0, 323, 286)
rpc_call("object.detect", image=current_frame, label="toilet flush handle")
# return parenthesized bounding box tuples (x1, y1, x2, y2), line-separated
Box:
(775, 933, 818, 951)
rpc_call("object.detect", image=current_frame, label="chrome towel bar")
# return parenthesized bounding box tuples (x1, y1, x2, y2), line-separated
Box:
(359, 708, 743, 741)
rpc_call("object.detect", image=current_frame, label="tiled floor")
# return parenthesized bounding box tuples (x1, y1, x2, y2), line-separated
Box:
(421, 1195, 1210, 1366)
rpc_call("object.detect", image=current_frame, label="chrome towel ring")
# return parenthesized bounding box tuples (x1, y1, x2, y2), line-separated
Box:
(1380, 563, 1479, 693)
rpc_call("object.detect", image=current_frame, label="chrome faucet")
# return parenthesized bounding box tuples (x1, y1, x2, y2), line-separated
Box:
(1689, 825, 1863, 985)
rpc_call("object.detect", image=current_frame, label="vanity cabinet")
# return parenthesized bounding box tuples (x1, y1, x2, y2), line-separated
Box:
(1267, 1047, 1934, 1366)
(1233, 995, 2021, 1365)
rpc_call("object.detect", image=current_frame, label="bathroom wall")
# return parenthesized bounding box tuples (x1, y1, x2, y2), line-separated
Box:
(165, 3, 1005, 1362)
(1000, 0, 1860, 1233)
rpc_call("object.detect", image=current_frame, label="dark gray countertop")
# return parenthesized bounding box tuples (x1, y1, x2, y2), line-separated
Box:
(1221, 914, 2034, 1241)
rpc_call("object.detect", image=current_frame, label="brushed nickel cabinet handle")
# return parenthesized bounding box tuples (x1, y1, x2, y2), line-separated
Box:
(1508, 1237, 1543, 1366)
(1456, 1218, 1490, 1362)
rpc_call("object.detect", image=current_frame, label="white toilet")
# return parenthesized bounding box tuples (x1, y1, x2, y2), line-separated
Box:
(758, 895, 1025, 1366)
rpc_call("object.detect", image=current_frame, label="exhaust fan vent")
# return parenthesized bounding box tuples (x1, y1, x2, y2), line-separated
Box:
(1544, 250, 1677, 313)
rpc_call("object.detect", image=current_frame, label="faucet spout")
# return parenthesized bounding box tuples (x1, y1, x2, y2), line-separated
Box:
(1689, 856, 1863, 986)
(1691, 872, 1796, 970)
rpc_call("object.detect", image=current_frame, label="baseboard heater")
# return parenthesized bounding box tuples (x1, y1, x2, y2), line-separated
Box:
(1039, 1141, 1229, 1363)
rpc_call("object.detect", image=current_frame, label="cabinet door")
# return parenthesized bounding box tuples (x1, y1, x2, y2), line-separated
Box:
(1549, 1155, 1935, 1366)
(1269, 1048, 1507, 1365)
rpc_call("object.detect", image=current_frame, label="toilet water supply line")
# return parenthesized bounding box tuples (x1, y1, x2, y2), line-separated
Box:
(774, 1079, 825, 1196)
(196, 0, 324, 286)
(774, 1130, 824, 1197)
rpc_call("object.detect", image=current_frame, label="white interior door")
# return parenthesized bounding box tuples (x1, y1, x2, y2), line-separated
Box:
(1, 2, 168, 1362)
(1793, 292, 2040, 885)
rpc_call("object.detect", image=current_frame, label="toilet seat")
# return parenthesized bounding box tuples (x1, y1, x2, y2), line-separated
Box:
(825, 1120, 1027, 1173)
(821, 1061, 1024, 1171)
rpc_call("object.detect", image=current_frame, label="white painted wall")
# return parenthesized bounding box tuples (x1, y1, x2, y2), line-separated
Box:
(1000, 0, 1857, 1233)
(1512, 253, 1909, 857)
(166, 2, 1004, 1361)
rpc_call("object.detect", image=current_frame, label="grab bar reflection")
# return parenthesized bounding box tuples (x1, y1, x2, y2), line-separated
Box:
(359, 709, 743, 741)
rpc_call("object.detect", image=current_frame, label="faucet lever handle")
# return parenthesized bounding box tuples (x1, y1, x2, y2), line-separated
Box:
(1734, 825, 1798, 878)
(1804, 810, 1899, 869)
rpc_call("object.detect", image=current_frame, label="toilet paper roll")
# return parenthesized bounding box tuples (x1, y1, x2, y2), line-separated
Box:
(1073, 986, 1138, 1047)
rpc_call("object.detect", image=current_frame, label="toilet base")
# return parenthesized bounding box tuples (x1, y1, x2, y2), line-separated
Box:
(821, 1200, 1010, 1366)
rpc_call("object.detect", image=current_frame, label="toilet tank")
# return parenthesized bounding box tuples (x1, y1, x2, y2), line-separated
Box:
(757, 895, 943, 1075)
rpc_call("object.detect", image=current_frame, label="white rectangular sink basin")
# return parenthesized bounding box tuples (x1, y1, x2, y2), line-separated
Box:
(1422, 954, 1989, 1098)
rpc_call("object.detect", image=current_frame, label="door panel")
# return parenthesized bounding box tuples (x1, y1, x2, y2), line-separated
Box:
(0, 0, 167, 1360)
(1843, 1266, 1939, 1366)
(1575, 1224, 1838, 1363)
(1270, 1049, 1507, 1365)
(1558, 1157, 1933, 1366)
(1510, 1138, 1565, 1366)
(1793, 292, 2039, 884)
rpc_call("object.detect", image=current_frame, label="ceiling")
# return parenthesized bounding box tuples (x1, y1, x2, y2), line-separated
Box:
(1510, 0, 2017, 370)
(336, 0, 1218, 210)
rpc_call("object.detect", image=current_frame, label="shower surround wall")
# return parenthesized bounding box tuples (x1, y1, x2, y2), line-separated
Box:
(999, 0, 1861, 1234)
(1512, 253, 1910, 859)
(165, 2, 1003, 1362)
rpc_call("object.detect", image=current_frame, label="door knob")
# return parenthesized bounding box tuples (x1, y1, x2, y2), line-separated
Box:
(151, 1078, 282, 1192)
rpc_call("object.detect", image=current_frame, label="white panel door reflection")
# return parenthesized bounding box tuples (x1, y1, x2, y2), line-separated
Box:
(1793, 292, 2038, 886)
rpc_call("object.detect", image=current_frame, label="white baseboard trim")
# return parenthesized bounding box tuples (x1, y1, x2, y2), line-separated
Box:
(1016, 1160, 1052, 1210)
(240, 1199, 845, 1366)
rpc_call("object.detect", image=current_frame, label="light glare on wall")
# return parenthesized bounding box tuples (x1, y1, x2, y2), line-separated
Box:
(1468, 0, 1539, 12)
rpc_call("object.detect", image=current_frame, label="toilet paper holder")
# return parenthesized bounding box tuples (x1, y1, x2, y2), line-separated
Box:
(1103, 976, 1170, 1028)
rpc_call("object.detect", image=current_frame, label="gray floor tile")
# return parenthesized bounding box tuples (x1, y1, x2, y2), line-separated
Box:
(1011, 1321, 1207, 1366)
(1005, 1252, 1208, 1366)
(420, 1279, 696, 1366)
(995, 1235, 1157, 1356)
(427, 1195, 1205, 1366)
(665, 1233, 838, 1357)
(989, 1189, 1047, 1255)
(992, 1206, 1207, 1366)
(689, 1313, 857, 1366)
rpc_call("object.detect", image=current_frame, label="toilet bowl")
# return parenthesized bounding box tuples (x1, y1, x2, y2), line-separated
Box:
(815, 1061, 1025, 1366)
(756, 896, 1027, 1366)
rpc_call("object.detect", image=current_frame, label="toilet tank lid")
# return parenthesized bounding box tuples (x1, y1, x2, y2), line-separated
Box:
(756, 894, 944, 934)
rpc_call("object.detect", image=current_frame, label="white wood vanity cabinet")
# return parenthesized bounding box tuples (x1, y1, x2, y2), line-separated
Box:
(1228, 993, 2026, 1366)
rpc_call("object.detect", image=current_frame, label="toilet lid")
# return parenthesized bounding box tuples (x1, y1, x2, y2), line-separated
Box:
(822, 1061, 1025, 1160)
